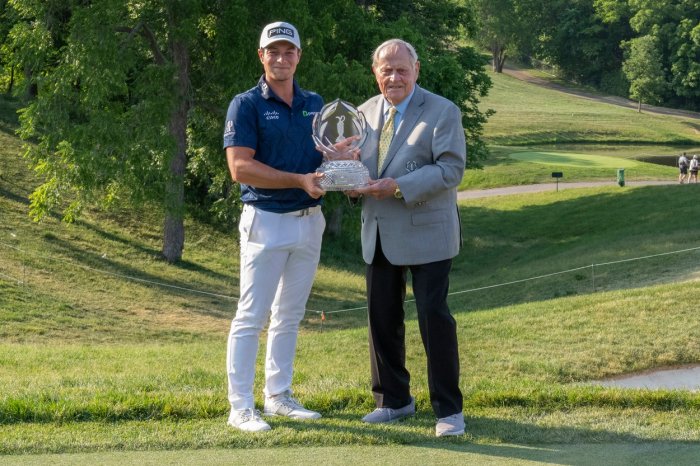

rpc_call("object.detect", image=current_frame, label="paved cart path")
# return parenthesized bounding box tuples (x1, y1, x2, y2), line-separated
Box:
(458, 180, 678, 200)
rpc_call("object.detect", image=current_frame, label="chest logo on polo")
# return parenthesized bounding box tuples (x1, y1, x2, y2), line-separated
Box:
(264, 110, 280, 120)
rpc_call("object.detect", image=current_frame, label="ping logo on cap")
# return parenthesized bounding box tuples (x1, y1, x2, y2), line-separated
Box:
(268, 27, 295, 39)
(260, 21, 301, 49)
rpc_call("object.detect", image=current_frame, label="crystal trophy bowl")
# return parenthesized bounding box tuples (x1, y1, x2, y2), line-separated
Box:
(313, 99, 369, 191)
(315, 159, 370, 191)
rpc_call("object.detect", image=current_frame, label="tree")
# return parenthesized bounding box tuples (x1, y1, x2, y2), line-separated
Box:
(12, 0, 257, 263)
(9, 0, 492, 257)
(2, 0, 72, 99)
(467, 0, 547, 73)
(671, 16, 700, 101)
(468, 0, 517, 72)
(534, 0, 632, 91)
(622, 33, 667, 111)
(597, 0, 700, 109)
(634, 0, 700, 107)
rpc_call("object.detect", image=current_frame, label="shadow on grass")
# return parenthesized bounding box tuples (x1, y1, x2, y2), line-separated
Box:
(0, 185, 29, 205)
(37, 232, 232, 321)
(415, 440, 700, 465)
(73, 218, 231, 280)
(0, 95, 20, 134)
(288, 412, 641, 444)
(0, 166, 236, 287)
(450, 184, 700, 314)
(5, 176, 699, 335)
(217, 413, 699, 465)
(305, 184, 700, 331)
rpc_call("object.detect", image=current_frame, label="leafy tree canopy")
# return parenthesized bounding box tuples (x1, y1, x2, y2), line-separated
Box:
(3, 0, 491, 261)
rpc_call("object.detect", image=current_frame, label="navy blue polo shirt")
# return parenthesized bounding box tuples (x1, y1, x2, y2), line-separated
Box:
(223, 75, 324, 213)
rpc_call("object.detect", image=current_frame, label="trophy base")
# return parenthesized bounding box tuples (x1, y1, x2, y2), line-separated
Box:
(316, 160, 370, 191)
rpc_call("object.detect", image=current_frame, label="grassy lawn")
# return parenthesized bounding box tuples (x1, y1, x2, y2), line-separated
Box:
(460, 145, 682, 189)
(2, 69, 700, 465)
(6, 443, 700, 465)
(4, 178, 700, 456)
(478, 70, 700, 146)
(459, 69, 700, 190)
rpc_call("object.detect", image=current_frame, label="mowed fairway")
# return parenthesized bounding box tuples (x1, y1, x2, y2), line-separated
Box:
(6, 443, 700, 465)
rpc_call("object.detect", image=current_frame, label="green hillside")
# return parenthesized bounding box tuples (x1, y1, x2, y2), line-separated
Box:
(2, 69, 700, 462)
(460, 69, 700, 189)
(479, 69, 700, 146)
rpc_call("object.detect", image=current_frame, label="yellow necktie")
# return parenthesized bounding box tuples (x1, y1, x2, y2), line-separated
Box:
(378, 106, 397, 172)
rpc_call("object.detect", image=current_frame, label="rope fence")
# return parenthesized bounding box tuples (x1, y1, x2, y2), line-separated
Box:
(0, 240, 236, 300)
(2, 240, 700, 320)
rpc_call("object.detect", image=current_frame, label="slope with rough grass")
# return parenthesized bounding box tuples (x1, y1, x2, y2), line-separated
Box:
(2, 74, 700, 461)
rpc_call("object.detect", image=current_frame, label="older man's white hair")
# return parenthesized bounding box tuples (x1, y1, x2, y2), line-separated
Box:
(372, 39, 419, 67)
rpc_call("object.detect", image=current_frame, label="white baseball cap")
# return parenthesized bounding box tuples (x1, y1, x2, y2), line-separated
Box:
(259, 21, 301, 49)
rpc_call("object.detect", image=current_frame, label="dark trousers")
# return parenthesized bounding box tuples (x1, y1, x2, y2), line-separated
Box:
(366, 234, 463, 418)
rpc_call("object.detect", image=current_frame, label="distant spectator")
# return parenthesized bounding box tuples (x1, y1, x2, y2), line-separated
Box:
(678, 152, 689, 184)
(690, 155, 699, 183)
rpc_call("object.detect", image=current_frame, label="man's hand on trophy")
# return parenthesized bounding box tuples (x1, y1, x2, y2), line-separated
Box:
(353, 178, 397, 200)
(316, 135, 361, 161)
(300, 172, 327, 199)
(345, 188, 361, 198)
(334, 135, 362, 159)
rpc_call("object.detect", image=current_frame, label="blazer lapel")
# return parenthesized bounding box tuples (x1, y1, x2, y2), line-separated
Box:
(380, 86, 425, 177)
(362, 96, 384, 179)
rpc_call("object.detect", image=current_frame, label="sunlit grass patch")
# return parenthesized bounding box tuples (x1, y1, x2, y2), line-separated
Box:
(509, 151, 644, 168)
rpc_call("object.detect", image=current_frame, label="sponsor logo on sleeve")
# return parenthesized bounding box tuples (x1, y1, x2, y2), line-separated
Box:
(224, 120, 234, 136)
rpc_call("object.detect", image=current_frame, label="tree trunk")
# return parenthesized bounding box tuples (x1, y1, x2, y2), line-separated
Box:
(637, 100, 642, 112)
(491, 45, 506, 73)
(7, 65, 14, 94)
(23, 66, 37, 99)
(326, 204, 344, 236)
(161, 39, 191, 263)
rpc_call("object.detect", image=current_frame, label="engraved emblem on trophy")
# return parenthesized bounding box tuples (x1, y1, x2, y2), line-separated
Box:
(313, 99, 370, 191)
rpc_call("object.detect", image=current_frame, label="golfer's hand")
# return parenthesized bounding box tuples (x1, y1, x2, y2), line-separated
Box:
(301, 172, 326, 199)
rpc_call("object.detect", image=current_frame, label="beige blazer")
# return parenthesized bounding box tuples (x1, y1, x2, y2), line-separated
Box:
(358, 86, 467, 265)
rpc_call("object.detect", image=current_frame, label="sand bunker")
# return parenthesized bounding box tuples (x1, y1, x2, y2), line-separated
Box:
(596, 365, 700, 390)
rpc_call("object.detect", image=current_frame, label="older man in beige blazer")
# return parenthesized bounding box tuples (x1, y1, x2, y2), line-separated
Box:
(353, 38, 466, 437)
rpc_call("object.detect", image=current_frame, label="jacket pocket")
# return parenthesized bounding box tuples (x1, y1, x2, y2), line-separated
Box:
(411, 209, 447, 226)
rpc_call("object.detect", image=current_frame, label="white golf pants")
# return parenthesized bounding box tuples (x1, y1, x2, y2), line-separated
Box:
(227, 204, 325, 410)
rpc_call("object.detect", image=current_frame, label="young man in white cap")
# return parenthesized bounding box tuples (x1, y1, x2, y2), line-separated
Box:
(223, 21, 326, 432)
